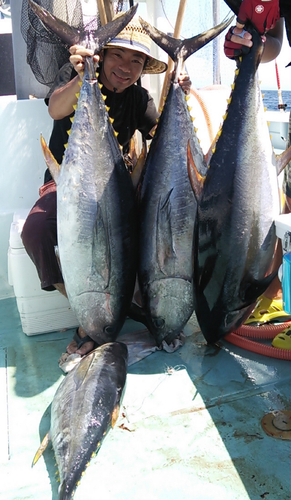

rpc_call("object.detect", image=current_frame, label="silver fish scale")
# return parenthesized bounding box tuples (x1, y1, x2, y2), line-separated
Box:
(57, 59, 137, 343)
(138, 82, 207, 346)
(194, 29, 281, 342)
(50, 343, 128, 499)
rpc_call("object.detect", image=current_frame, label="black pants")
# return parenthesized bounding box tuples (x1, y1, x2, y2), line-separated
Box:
(21, 181, 63, 291)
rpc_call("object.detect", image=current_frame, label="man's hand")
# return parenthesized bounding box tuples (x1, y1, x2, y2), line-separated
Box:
(178, 71, 191, 95)
(69, 45, 100, 78)
(224, 26, 253, 59)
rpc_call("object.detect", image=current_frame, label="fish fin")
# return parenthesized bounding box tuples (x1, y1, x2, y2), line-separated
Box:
(157, 191, 176, 275)
(91, 5, 138, 51)
(28, 0, 81, 46)
(29, 0, 138, 52)
(205, 128, 221, 164)
(187, 141, 205, 199)
(276, 144, 291, 176)
(92, 203, 110, 287)
(131, 145, 146, 190)
(111, 404, 120, 428)
(40, 135, 60, 183)
(240, 271, 277, 305)
(32, 431, 50, 467)
(139, 16, 233, 67)
(58, 481, 67, 500)
(223, 0, 240, 16)
(73, 350, 96, 390)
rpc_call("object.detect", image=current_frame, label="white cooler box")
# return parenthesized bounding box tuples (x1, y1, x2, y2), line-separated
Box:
(8, 210, 78, 336)
(275, 213, 291, 252)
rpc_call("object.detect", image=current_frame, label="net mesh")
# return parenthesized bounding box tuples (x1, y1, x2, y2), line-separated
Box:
(20, 0, 127, 86)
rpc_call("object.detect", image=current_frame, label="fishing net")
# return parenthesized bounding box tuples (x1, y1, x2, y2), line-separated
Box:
(20, 0, 127, 86)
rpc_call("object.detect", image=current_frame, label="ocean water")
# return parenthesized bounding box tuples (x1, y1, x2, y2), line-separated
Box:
(262, 89, 291, 112)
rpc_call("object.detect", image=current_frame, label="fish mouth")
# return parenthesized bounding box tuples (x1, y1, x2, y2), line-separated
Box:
(71, 291, 126, 342)
(86, 76, 98, 84)
(145, 277, 194, 345)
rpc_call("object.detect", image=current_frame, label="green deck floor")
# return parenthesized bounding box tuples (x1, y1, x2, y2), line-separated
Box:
(1, 296, 291, 499)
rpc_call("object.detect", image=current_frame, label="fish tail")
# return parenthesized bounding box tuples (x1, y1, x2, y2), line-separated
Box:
(91, 5, 138, 52)
(139, 15, 234, 65)
(28, 0, 81, 46)
(28, 0, 138, 52)
(223, 0, 241, 16)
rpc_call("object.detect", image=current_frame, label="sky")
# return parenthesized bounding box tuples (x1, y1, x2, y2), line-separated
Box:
(157, 0, 291, 91)
(2, 0, 289, 92)
(259, 30, 291, 91)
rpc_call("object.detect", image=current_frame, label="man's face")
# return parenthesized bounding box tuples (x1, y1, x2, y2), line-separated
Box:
(100, 47, 147, 92)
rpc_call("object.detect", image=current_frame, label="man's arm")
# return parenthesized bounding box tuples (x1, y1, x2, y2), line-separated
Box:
(48, 46, 99, 120)
(261, 17, 284, 63)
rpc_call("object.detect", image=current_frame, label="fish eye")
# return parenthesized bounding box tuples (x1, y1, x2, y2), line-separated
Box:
(152, 318, 165, 329)
(104, 325, 116, 335)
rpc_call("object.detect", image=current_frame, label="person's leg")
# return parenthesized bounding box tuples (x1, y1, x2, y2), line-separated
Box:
(52, 284, 96, 355)
(21, 182, 63, 290)
(21, 182, 95, 355)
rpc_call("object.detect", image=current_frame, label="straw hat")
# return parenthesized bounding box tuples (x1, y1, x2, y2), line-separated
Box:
(105, 16, 167, 74)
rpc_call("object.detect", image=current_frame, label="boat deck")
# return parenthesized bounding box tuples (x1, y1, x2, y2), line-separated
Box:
(1, 296, 291, 499)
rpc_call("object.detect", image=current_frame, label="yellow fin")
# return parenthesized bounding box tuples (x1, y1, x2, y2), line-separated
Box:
(111, 405, 120, 427)
(40, 135, 60, 183)
(131, 144, 146, 190)
(187, 141, 206, 199)
(32, 431, 50, 467)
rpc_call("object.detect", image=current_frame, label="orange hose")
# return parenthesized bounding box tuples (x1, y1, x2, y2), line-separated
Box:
(235, 321, 291, 339)
(225, 331, 291, 360)
(190, 88, 214, 144)
(224, 321, 291, 359)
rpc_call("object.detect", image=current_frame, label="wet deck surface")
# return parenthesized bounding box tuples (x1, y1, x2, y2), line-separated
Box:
(1, 296, 291, 499)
